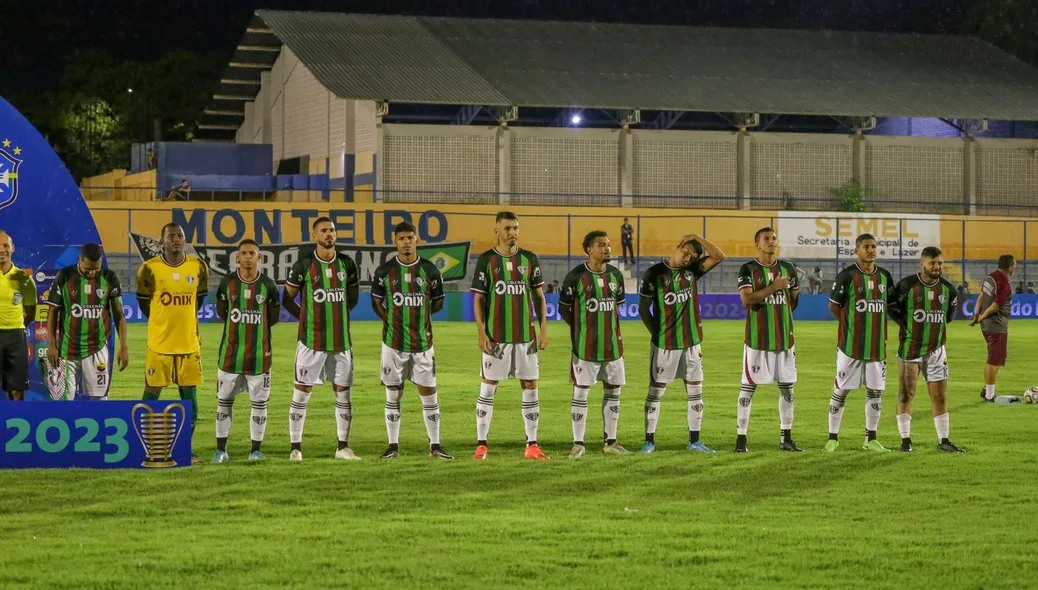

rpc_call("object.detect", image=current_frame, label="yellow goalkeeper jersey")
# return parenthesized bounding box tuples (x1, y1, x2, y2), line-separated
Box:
(136, 254, 209, 355)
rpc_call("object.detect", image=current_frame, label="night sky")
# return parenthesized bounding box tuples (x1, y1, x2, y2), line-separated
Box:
(2, 0, 987, 96)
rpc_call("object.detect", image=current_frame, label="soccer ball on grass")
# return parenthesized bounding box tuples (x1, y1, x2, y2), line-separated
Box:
(1024, 387, 1038, 404)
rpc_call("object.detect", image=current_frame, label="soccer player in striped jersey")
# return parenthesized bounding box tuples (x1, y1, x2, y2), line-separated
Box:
(735, 227, 801, 453)
(559, 230, 629, 458)
(45, 243, 129, 401)
(371, 221, 451, 460)
(283, 217, 361, 462)
(137, 223, 209, 464)
(638, 234, 725, 454)
(888, 247, 964, 453)
(212, 240, 281, 463)
(470, 211, 550, 461)
(825, 233, 895, 452)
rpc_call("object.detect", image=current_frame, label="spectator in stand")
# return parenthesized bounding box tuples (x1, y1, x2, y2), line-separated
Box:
(808, 266, 824, 294)
(956, 281, 971, 320)
(1015, 281, 1024, 295)
(620, 218, 634, 265)
(146, 149, 156, 170)
(544, 281, 555, 294)
(166, 179, 191, 201)
(1028, 282, 1036, 295)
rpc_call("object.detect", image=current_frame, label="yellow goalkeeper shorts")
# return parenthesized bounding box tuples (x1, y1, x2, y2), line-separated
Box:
(145, 348, 204, 388)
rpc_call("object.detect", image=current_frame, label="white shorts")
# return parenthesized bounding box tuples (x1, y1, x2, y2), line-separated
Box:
(46, 345, 111, 400)
(900, 346, 949, 383)
(217, 369, 272, 402)
(742, 345, 797, 385)
(482, 342, 539, 381)
(381, 344, 436, 388)
(649, 344, 704, 384)
(294, 342, 354, 387)
(570, 355, 626, 387)
(834, 349, 886, 391)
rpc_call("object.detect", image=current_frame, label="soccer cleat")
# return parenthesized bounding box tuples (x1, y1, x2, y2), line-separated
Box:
(937, 441, 966, 453)
(686, 441, 715, 454)
(211, 450, 230, 464)
(334, 447, 362, 461)
(524, 444, 549, 461)
(862, 439, 890, 452)
(900, 438, 913, 453)
(639, 441, 656, 454)
(568, 444, 586, 459)
(289, 449, 303, 462)
(191, 454, 205, 465)
(779, 439, 804, 452)
(980, 387, 994, 402)
(735, 439, 749, 453)
(380, 447, 400, 459)
(603, 443, 631, 455)
(824, 439, 840, 453)
(472, 445, 489, 461)
(247, 450, 266, 461)
(429, 447, 454, 460)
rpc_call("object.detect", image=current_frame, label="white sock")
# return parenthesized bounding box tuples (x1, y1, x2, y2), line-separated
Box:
(778, 383, 795, 430)
(385, 388, 402, 444)
(422, 393, 441, 446)
(984, 384, 995, 401)
(603, 387, 622, 442)
(686, 383, 704, 434)
(828, 389, 848, 436)
(476, 382, 497, 443)
(896, 413, 912, 438)
(250, 398, 268, 443)
(215, 397, 234, 440)
(934, 413, 950, 441)
(334, 388, 353, 444)
(737, 384, 755, 435)
(571, 387, 589, 443)
(288, 387, 311, 444)
(644, 386, 666, 435)
(865, 389, 883, 434)
(521, 388, 540, 443)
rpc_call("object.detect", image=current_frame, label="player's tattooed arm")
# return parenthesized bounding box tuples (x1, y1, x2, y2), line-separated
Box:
(282, 284, 301, 319)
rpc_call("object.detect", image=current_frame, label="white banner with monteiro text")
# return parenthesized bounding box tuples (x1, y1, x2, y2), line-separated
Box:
(777, 212, 941, 259)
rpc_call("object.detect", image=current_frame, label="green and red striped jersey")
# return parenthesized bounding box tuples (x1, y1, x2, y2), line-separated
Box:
(287, 250, 360, 352)
(46, 266, 123, 360)
(471, 247, 544, 343)
(829, 264, 894, 361)
(559, 263, 625, 362)
(639, 260, 707, 349)
(216, 272, 280, 375)
(889, 274, 957, 359)
(371, 257, 444, 353)
(737, 259, 799, 352)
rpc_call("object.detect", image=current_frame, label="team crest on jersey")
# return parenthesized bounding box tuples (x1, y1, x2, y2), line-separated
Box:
(187, 276, 195, 285)
(684, 271, 693, 281)
(416, 277, 425, 287)
(938, 295, 946, 304)
(879, 284, 886, 293)
(147, 368, 155, 377)
(608, 282, 617, 291)
(517, 265, 527, 274)
(256, 294, 265, 304)
(96, 288, 106, 298)
(337, 272, 346, 281)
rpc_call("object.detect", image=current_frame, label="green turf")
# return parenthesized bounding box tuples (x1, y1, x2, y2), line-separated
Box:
(3, 320, 1038, 589)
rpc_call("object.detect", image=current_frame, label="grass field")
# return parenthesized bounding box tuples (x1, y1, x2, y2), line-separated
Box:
(2, 319, 1038, 589)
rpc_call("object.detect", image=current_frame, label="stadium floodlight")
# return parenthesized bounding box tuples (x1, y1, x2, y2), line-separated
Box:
(571, 115, 582, 125)
(127, 88, 134, 94)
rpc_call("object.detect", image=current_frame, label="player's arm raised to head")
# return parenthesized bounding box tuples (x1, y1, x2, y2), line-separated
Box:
(692, 235, 726, 274)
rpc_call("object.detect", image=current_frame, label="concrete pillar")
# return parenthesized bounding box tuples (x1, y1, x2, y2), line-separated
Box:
(496, 125, 512, 205)
(963, 137, 977, 215)
(737, 129, 751, 210)
(374, 108, 384, 203)
(260, 70, 272, 145)
(619, 126, 633, 208)
(852, 131, 866, 183)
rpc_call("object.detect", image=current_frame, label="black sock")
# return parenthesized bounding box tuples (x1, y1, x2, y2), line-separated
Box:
(337, 440, 349, 450)
(781, 429, 791, 443)
(387, 443, 399, 451)
(829, 433, 839, 441)
(527, 440, 536, 446)
(477, 439, 487, 446)
(216, 437, 227, 452)
(688, 431, 699, 444)
(431, 443, 441, 451)
(736, 434, 747, 446)
(645, 432, 655, 444)
(606, 438, 617, 445)
(574, 440, 584, 446)
(291, 442, 301, 451)
(866, 430, 877, 441)
(940, 437, 950, 444)
(251, 440, 262, 452)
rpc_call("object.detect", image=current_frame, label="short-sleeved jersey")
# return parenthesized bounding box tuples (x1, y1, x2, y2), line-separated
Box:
(829, 263, 895, 361)
(639, 260, 707, 350)
(136, 255, 208, 355)
(737, 259, 799, 352)
(559, 263, 626, 362)
(889, 274, 957, 359)
(0, 265, 36, 330)
(470, 247, 544, 343)
(216, 272, 280, 374)
(287, 250, 360, 352)
(371, 257, 444, 353)
(978, 270, 1012, 333)
(46, 266, 123, 360)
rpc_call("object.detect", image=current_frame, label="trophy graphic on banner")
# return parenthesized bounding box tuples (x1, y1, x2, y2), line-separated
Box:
(131, 403, 187, 468)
